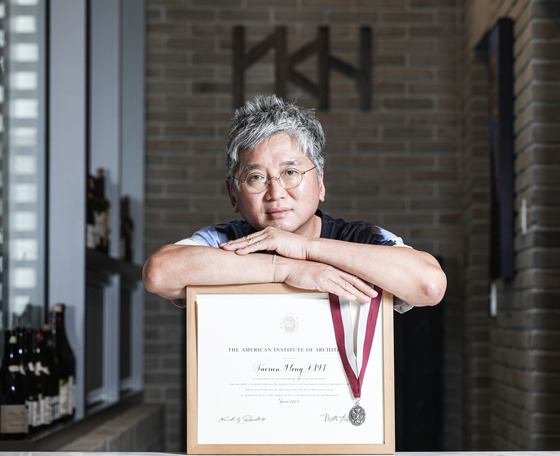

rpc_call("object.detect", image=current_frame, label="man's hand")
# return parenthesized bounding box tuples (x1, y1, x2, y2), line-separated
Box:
(220, 232, 377, 302)
(220, 226, 310, 260)
(281, 259, 378, 304)
(218, 225, 445, 307)
(220, 227, 378, 303)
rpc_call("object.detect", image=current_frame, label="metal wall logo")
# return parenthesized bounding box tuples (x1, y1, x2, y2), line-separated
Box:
(232, 26, 372, 111)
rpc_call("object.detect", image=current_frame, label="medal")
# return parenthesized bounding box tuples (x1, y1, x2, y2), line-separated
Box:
(349, 403, 366, 426)
(329, 287, 381, 426)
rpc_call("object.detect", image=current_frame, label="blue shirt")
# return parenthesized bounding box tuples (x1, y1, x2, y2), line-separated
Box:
(175, 210, 412, 312)
(176, 210, 407, 248)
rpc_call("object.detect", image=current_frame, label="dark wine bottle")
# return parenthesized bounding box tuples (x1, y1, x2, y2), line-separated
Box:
(43, 324, 60, 424)
(120, 195, 135, 262)
(86, 174, 97, 250)
(0, 330, 29, 439)
(17, 328, 38, 431)
(51, 304, 76, 419)
(96, 168, 111, 254)
(29, 329, 49, 429)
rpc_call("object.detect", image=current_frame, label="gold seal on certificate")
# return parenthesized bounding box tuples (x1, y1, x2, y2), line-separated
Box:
(349, 403, 366, 426)
(280, 312, 299, 335)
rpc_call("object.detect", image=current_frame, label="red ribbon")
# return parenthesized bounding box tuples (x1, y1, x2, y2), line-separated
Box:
(329, 286, 382, 398)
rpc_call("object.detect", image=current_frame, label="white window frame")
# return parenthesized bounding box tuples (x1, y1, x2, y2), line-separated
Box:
(48, 0, 145, 420)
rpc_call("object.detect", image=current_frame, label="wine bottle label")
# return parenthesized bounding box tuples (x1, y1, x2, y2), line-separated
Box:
(38, 395, 46, 427)
(0, 404, 28, 434)
(44, 396, 53, 425)
(68, 375, 76, 413)
(51, 394, 60, 421)
(94, 211, 104, 248)
(59, 380, 69, 416)
(8, 365, 20, 373)
(86, 224, 96, 249)
(27, 399, 38, 427)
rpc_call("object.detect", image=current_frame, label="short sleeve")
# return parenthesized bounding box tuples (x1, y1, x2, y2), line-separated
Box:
(175, 226, 228, 247)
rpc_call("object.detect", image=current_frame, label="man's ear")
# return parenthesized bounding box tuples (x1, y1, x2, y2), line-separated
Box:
(226, 178, 240, 213)
(318, 170, 326, 202)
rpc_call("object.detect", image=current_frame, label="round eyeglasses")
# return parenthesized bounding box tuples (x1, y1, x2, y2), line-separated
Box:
(235, 166, 317, 194)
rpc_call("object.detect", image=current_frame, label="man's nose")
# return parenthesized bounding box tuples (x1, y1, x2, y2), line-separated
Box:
(266, 176, 286, 197)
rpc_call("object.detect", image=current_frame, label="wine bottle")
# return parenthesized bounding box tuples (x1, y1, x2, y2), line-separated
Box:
(51, 304, 76, 419)
(43, 325, 60, 424)
(29, 329, 49, 429)
(86, 174, 97, 250)
(120, 195, 134, 262)
(96, 168, 111, 254)
(0, 330, 29, 439)
(34, 329, 53, 427)
(50, 313, 68, 419)
(17, 328, 38, 431)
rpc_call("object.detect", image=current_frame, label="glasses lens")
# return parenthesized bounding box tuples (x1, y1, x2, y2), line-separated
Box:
(279, 169, 303, 189)
(245, 173, 267, 192)
(242, 168, 306, 193)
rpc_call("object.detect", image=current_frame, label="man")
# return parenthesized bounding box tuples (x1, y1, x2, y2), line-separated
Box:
(143, 95, 446, 309)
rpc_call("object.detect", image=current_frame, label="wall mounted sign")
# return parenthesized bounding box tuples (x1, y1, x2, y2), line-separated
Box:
(232, 26, 372, 111)
(488, 17, 514, 281)
(186, 283, 395, 454)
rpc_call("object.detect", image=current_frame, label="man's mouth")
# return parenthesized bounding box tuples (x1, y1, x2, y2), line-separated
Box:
(266, 208, 291, 219)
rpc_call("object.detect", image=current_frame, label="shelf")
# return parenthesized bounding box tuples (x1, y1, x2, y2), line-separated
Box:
(86, 249, 143, 280)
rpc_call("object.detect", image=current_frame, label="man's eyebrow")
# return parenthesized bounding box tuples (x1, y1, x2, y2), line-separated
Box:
(240, 159, 302, 174)
(240, 164, 261, 173)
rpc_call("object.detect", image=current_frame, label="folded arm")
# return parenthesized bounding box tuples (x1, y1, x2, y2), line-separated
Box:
(142, 244, 273, 301)
(142, 243, 378, 303)
(220, 227, 446, 307)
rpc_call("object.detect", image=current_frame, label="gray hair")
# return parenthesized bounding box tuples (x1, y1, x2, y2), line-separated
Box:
(226, 94, 325, 181)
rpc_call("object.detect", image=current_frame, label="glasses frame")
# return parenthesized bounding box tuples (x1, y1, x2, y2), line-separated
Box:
(235, 165, 317, 194)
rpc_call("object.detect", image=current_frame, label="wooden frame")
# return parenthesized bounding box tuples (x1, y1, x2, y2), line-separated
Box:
(186, 283, 395, 454)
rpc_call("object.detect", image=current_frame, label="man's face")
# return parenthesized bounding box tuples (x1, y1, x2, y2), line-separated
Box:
(226, 133, 326, 237)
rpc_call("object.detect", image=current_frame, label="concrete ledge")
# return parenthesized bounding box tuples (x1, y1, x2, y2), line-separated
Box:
(46, 404, 165, 452)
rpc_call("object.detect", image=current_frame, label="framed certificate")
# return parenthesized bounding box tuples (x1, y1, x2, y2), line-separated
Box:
(186, 283, 395, 454)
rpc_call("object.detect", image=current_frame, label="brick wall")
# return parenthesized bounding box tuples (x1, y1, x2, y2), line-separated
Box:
(144, 0, 460, 452)
(460, 0, 560, 450)
(491, 0, 560, 449)
(458, 0, 491, 448)
(457, 0, 487, 448)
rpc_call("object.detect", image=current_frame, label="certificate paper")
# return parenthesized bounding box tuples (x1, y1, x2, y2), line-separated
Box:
(186, 284, 395, 454)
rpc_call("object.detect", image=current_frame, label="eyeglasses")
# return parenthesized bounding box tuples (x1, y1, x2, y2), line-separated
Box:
(235, 166, 317, 194)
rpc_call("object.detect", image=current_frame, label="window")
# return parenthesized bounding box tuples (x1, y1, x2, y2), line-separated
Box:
(0, 0, 47, 336)
(0, 0, 145, 435)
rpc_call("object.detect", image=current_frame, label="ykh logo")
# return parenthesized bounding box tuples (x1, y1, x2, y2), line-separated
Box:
(233, 26, 372, 111)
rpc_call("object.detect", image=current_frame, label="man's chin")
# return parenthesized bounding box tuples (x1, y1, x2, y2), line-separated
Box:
(250, 216, 295, 233)
(264, 220, 295, 232)
(250, 212, 318, 235)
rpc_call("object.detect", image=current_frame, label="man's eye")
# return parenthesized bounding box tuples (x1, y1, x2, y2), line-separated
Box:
(283, 169, 298, 177)
(246, 173, 266, 183)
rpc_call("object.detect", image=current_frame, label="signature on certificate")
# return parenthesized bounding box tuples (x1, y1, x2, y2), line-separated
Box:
(218, 415, 266, 424)
(278, 397, 300, 405)
(321, 412, 350, 423)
